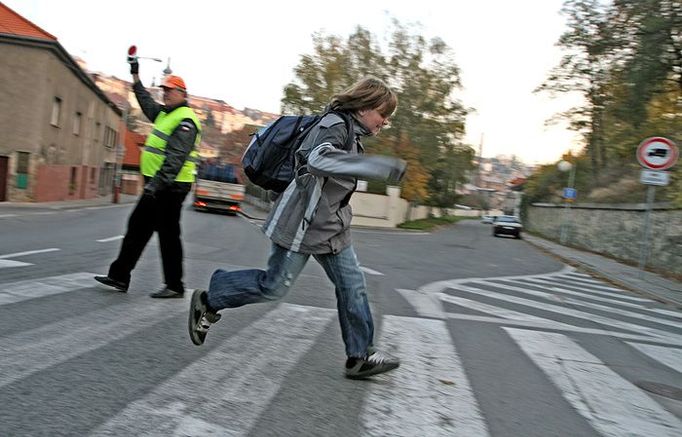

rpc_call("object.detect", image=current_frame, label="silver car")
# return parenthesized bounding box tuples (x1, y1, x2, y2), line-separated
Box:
(492, 215, 523, 238)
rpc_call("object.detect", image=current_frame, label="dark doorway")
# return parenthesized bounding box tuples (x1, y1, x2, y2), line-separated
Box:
(0, 156, 8, 201)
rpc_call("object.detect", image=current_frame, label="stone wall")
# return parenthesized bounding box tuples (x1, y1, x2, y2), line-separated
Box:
(526, 203, 682, 276)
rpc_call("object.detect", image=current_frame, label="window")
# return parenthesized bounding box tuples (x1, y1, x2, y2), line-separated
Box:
(90, 167, 96, 184)
(94, 122, 101, 143)
(51, 97, 62, 126)
(73, 112, 81, 135)
(103, 126, 117, 149)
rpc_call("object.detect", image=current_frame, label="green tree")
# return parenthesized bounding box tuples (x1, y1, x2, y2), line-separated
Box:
(281, 21, 474, 208)
(535, 0, 619, 179)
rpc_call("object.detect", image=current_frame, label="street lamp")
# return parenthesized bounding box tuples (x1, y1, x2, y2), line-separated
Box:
(558, 159, 577, 244)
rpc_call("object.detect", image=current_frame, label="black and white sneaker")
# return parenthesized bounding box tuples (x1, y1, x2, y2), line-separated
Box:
(188, 289, 221, 346)
(345, 348, 400, 379)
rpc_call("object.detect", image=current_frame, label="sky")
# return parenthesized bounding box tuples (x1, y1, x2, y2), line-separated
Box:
(5, 0, 584, 165)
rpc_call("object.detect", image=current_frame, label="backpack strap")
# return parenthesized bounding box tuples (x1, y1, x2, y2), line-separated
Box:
(329, 110, 356, 151)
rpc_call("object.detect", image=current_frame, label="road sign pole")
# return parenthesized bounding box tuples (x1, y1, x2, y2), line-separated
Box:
(637, 185, 656, 277)
(559, 163, 576, 245)
(635, 136, 676, 278)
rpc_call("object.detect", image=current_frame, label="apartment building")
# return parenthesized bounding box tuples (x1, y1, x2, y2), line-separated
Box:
(0, 3, 122, 201)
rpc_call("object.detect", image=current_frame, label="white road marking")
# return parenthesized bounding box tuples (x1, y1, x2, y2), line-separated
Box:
(0, 260, 32, 268)
(96, 235, 124, 243)
(420, 265, 576, 294)
(362, 315, 489, 437)
(628, 342, 682, 374)
(566, 271, 594, 279)
(0, 214, 17, 218)
(519, 277, 653, 302)
(506, 328, 682, 437)
(90, 304, 336, 436)
(554, 275, 631, 293)
(0, 295, 186, 388)
(444, 313, 682, 346)
(447, 283, 682, 343)
(0, 248, 60, 259)
(0, 272, 96, 305)
(396, 288, 445, 319)
(440, 292, 574, 326)
(486, 279, 682, 330)
(360, 266, 384, 276)
(523, 278, 655, 303)
(549, 286, 682, 319)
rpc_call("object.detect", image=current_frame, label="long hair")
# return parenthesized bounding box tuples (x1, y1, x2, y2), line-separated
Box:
(329, 77, 397, 117)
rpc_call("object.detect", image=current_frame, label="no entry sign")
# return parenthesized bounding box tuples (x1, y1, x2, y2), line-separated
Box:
(636, 137, 678, 170)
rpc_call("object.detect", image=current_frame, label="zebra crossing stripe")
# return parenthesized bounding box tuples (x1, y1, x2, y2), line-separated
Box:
(627, 342, 682, 374)
(549, 286, 682, 319)
(439, 293, 576, 328)
(395, 288, 445, 319)
(553, 275, 632, 293)
(361, 315, 489, 437)
(419, 266, 576, 294)
(566, 271, 593, 279)
(488, 279, 682, 330)
(0, 272, 97, 305)
(505, 328, 682, 437)
(449, 284, 682, 343)
(90, 303, 336, 436)
(0, 260, 31, 269)
(443, 313, 682, 346)
(515, 277, 652, 303)
(0, 296, 186, 388)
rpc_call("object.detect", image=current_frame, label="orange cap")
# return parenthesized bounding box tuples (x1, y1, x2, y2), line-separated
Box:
(160, 75, 187, 91)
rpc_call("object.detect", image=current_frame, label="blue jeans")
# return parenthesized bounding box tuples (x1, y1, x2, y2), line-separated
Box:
(207, 243, 374, 358)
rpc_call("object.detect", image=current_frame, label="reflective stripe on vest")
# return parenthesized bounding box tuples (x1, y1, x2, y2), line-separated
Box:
(143, 145, 201, 163)
(141, 106, 202, 182)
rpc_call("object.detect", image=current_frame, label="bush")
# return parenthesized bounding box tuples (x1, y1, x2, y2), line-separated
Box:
(398, 215, 472, 230)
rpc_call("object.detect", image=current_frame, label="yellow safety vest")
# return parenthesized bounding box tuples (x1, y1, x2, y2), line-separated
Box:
(141, 106, 201, 182)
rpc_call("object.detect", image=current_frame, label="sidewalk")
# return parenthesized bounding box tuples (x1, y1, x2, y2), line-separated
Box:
(524, 233, 682, 308)
(0, 194, 138, 210)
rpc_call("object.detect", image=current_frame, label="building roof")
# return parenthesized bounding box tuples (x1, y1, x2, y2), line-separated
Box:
(0, 3, 56, 41)
(0, 3, 121, 116)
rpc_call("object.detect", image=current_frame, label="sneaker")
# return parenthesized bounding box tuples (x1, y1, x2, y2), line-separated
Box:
(94, 275, 128, 292)
(345, 348, 400, 379)
(149, 287, 184, 298)
(188, 289, 221, 345)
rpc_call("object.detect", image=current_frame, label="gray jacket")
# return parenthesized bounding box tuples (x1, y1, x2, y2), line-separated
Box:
(262, 112, 406, 254)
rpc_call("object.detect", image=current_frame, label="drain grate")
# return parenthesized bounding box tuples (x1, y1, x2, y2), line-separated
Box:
(635, 381, 682, 401)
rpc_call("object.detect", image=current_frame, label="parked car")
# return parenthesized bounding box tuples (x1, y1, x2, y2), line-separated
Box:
(481, 215, 496, 224)
(492, 215, 523, 238)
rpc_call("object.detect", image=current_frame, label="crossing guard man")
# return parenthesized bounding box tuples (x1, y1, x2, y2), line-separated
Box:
(95, 53, 201, 298)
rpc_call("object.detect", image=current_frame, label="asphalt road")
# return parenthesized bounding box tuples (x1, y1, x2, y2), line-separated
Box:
(1, 202, 680, 436)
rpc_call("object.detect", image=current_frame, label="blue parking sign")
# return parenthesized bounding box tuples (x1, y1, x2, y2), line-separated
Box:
(563, 187, 577, 199)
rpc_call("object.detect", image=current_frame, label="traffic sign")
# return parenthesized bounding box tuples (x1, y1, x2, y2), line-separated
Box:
(562, 187, 577, 200)
(636, 137, 678, 170)
(640, 169, 670, 186)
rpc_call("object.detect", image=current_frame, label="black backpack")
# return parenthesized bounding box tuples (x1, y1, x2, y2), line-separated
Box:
(241, 111, 353, 192)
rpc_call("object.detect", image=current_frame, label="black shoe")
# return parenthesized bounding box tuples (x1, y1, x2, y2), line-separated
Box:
(188, 289, 221, 345)
(94, 275, 128, 292)
(345, 348, 400, 379)
(149, 287, 184, 298)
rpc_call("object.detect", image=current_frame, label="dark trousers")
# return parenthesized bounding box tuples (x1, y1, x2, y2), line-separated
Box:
(108, 189, 189, 292)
